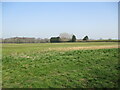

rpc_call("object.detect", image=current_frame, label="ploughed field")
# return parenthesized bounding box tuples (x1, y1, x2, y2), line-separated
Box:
(2, 42, 119, 88)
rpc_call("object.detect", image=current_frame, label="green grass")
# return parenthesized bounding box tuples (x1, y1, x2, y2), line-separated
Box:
(2, 42, 119, 88)
(2, 42, 118, 54)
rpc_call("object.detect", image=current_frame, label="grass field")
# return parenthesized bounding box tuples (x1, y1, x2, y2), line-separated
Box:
(2, 42, 119, 88)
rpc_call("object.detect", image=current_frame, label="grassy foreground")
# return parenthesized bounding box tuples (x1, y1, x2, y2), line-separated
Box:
(2, 42, 119, 88)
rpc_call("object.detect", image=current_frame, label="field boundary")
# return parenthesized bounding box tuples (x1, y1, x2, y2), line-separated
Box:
(48, 45, 119, 51)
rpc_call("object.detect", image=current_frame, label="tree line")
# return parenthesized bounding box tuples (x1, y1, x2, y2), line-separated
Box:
(50, 33, 89, 43)
(1, 33, 119, 43)
(1, 37, 50, 43)
(1, 33, 89, 43)
(50, 35, 77, 43)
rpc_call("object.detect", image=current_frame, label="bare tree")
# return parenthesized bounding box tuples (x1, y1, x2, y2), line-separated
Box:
(59, 33, 73, 41)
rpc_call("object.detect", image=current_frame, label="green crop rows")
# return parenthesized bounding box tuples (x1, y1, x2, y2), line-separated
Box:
(2, 42, 119, 88)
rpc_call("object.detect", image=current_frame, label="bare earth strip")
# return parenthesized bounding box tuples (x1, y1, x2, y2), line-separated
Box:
(48, 45, 119, 51)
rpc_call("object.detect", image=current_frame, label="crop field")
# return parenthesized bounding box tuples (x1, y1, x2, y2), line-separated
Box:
(2, 42, 119, 88)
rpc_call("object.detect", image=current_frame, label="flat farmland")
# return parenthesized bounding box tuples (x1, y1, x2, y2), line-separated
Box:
(2, 42, 119, 88)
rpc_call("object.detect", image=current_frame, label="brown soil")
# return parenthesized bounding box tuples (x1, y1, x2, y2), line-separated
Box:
(48, 45, 119, 51)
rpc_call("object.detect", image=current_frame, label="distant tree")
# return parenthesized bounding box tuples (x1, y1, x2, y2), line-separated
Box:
(44, 38, 50, 43)
(83, 36, 89, 41)
(108, 38, 112, 40)
(50, 37, 61, 43)
(99, 38, 103, 40)
(59, 33, 72, 40)
(71, 35, 76, 42)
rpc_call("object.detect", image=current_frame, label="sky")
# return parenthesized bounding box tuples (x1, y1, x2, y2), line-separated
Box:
(2, 2, 118, 39)
(0, 3, 2, 38)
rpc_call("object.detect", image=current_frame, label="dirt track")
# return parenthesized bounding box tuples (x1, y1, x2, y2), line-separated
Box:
(48, 45, 119, 51)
